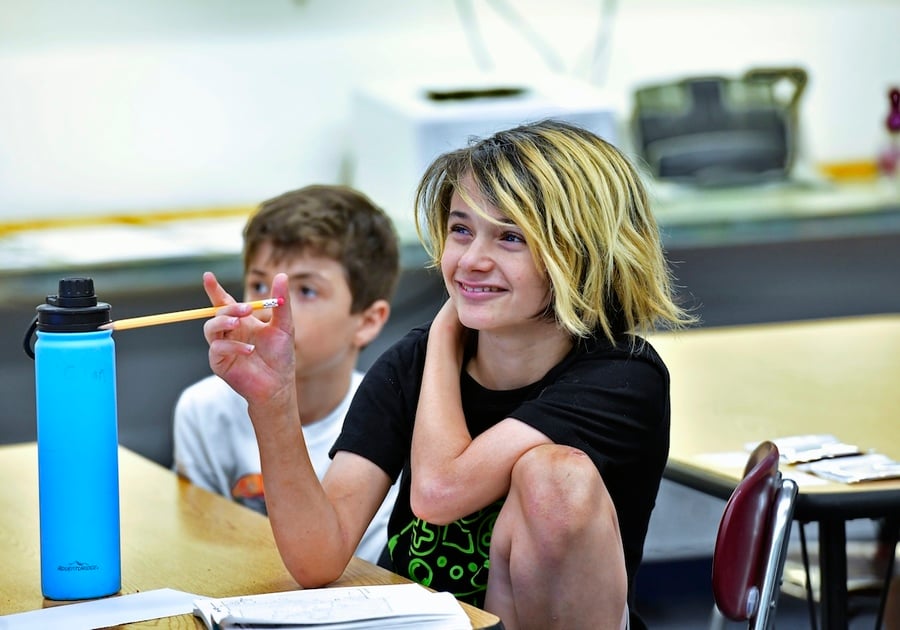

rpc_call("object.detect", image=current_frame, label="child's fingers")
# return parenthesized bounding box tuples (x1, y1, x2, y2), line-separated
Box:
(269, 272, 294, 335)
(203, 271, 237, 307)
(208, 337, 255, 363)
(202, 270, 256, 327)
(203, 313, 241, 344)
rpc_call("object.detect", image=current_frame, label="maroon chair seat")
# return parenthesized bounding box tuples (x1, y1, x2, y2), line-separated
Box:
(711, 440, 798, 630)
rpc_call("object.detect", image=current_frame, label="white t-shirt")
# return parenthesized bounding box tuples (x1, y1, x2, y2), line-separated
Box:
(172, 371, 397, 564)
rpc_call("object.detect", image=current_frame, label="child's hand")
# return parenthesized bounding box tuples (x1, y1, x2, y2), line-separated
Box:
(429, 299, 468, 368)
(202, 271, 296, 408)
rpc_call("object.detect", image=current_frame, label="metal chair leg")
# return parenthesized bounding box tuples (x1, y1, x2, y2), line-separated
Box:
(798, 522, 819, 630)
(874, 519, 899, 630)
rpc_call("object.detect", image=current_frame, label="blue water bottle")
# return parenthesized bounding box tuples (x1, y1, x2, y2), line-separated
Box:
(23, 277, 121, 600)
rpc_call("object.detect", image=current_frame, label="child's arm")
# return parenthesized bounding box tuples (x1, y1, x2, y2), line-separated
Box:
(410, 299, 550, 524)
(201, 271, 386, 585)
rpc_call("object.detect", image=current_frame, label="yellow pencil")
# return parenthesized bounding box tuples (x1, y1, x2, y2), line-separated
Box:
(100, 297, 284, 331)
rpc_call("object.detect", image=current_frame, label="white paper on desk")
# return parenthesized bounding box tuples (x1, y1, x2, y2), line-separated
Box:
(746, 434, 861, 464)
(0, 588, 199, 630)
(193, 583, 472, 629)
(798, 453, 900, 484)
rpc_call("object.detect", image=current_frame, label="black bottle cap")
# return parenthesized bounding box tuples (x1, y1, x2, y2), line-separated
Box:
(36, 277, 112, 332)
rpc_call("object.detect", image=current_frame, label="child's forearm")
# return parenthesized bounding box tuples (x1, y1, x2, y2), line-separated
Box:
(410, 307, 477, 521)
(251, 401, 352, 586)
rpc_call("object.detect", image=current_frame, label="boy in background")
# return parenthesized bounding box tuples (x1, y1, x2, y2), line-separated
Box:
(173, 184, 401, 564)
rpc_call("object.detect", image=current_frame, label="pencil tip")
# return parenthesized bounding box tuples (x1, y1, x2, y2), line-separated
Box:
(98, 322, 114, 330)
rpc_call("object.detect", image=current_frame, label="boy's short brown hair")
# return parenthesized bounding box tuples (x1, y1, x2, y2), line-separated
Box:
(243, 185, 400, 313)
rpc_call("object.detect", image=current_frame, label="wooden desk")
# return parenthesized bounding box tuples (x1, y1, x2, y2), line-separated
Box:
(0, 443, 502, 629)
(649, 314, 900, 628)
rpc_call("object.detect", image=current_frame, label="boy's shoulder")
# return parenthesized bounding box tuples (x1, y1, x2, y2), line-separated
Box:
(365, 323, 431, 380)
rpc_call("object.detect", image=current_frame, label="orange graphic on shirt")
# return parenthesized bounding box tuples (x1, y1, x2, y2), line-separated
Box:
(231, 473, 265, 501)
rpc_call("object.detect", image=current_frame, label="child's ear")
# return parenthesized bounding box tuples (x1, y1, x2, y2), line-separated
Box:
(353, 299, 391, 349)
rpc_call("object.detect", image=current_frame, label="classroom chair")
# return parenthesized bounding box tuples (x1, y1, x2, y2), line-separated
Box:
(710, 440, 799, 630)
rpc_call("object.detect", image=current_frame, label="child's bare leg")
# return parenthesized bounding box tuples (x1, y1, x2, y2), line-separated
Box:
(485, 444, 628, 630)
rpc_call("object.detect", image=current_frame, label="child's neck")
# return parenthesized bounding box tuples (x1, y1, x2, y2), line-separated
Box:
(295, 369, 353, 426)
(468, 325, 572, 391)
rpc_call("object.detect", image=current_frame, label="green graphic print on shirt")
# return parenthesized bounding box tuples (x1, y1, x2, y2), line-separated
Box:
(388, 499, 504, 608)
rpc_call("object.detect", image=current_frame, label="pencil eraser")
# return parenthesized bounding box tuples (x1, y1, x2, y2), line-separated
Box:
(277, 297, 285, 306)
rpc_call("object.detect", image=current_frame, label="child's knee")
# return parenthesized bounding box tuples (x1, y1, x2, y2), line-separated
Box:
(510, 445, 615, 543)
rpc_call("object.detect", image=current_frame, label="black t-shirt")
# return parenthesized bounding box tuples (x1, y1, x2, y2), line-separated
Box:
(331, 323, 670, 614)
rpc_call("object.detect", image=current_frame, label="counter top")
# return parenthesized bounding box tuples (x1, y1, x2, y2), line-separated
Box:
(651, 177, 900, 247)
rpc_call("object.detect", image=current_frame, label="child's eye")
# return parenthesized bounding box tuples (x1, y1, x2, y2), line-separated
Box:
(299, 285, 319, 299)
(448, 223, 471, 236)
(247, 281, 270, 297)
(501, 231, 525, 244)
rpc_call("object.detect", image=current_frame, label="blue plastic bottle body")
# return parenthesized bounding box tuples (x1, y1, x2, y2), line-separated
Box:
(34, 329, 121, 600)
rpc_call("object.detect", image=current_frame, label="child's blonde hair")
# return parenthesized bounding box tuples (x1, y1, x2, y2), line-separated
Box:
(416, 119, 695, 342)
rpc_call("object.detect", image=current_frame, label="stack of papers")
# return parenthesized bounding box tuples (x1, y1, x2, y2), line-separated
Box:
(193, 583, 472, 630)
(748, 434, 861, 464)
(745, 434, 900, 484)
(796, 453, 900, 484)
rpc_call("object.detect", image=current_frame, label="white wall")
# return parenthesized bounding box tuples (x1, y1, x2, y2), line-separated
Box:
(1, 0, 898, 221)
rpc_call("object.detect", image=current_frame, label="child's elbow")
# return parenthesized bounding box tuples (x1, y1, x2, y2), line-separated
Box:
(278, 544, 349, 588)
(409, 477, 457, 525)
(287, 562, 345, 588)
